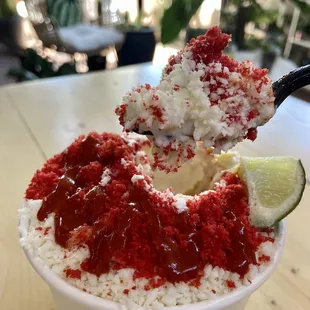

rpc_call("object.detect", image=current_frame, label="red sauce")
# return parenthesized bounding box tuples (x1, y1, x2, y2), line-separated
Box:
(28, 133, 272, 284)
(81, 203, 140, 276)
(44, 227, 51, 236)
(38, 135, 200, 281)
(128, 192, 200, 283)
(225, 211, 256, 275)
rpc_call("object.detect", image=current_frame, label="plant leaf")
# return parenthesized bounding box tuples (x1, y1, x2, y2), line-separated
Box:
(161, 0, 204, 44)
(0, 0, 16, 17)
(231, 0, 242, 6)
(293, 0, 310, 14)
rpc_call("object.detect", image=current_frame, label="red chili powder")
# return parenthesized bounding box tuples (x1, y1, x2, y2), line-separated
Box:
(246, 128, 258, 141)
(65, 268, 82, 279)
(26, 132, 273, 285)
(226, 280, 236, 289)
(258, 255, 271, 263)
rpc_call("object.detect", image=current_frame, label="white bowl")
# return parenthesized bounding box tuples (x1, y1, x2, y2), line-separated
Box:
(19, 212, 285, 310)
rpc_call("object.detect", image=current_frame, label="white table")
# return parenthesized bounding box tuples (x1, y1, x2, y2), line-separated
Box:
(0, 63, 310, 310)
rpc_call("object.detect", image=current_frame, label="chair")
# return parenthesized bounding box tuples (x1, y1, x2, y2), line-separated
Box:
(25, 0, 124, 70)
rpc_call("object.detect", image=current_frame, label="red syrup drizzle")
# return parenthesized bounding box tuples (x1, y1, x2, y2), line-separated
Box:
(225, 211, 256, 275)
(81, 191, 200, 282)
(37, 134, 258, 283)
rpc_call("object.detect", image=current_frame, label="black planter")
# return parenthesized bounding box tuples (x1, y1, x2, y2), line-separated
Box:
(234, 6, 248, 50)
(88, 55, 107, 71)
(117, 27, 156, 67)
(261, 51, 277, 70)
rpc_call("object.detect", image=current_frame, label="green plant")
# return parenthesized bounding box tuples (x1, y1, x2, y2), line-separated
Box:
(8, 49, 77, 82)
(161, 0, 204, 44)
(239, 1, 278, 26)
(117, 11, 150, 32)
(293, 0, 310, 36)
(244, 34, 281, 54)
(46, 0, 82, 27)
(160, 0, 279, 46)
(222, 0, 279, 30)
(0, 0, 16, 17)
(221, 0, 279, 50)
(293, 0, 310, 14)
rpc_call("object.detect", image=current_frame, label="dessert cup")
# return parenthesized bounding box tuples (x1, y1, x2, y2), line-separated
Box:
(19, 213, 285, 310)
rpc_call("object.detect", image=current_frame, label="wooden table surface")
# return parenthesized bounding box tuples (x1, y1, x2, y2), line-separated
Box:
(1, 63, 310, 310)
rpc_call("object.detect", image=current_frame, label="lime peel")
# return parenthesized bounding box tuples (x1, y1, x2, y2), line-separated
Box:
(239, 157, 306, 227)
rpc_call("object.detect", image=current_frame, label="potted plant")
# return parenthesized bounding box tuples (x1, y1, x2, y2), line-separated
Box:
(116, 0, 205, 66)
(160, 0, 204, 45)
(8, 48, 78, 82)
(117, 12, 156, 66)
(46, 0, 82, 27)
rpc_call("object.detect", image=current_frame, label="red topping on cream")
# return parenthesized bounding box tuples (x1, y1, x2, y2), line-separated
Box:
(65, 268, 82, 279)
(226, 280, 236, 289)
(116, 27, 275, 172)
(26, 132, 272, 284)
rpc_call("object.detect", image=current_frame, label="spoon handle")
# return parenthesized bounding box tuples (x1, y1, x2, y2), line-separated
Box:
(272, 64, 310, 108)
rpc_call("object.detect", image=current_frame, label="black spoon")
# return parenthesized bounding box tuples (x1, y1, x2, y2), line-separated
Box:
(134, 64, 310, 137)
(273, 64, 310, 108)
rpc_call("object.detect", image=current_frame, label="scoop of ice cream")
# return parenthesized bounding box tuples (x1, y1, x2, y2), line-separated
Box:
(116, 27, 275, 172)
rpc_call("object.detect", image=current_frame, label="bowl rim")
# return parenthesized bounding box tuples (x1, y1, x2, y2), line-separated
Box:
(19, 210, 286, 310)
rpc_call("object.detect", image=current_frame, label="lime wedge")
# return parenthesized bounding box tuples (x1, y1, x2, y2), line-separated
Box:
(215, 152, 240, 173)
(239, 157, 306, 227)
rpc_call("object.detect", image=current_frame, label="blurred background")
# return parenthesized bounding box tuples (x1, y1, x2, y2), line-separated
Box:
(0, 0, 310, 93)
